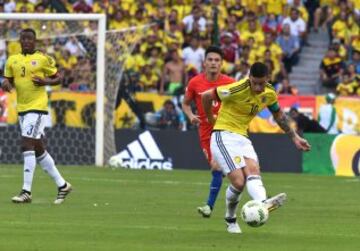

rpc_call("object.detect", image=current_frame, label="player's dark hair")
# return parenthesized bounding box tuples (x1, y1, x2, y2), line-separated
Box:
(21, 28, 36, 38)
(205, 46, 224, 59)
(250, 62, 268, 78)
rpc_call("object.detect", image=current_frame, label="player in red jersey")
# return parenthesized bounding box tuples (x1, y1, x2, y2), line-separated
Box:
(182, 46, 235, 217)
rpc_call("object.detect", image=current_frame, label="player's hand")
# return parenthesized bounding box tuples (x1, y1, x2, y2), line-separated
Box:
(189, 115, 201, 125)
(1, 78, 13, 92)
(32, 76, 48, 86)
(292, 135, 311, 152)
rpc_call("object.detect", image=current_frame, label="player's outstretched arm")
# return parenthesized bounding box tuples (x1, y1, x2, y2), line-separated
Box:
(182, 95, 200, 125)
(32, 72, 63, 87)
(0, 77, 14, 92)
(201, 89, 217, 125)
(272, 109, 311, 151)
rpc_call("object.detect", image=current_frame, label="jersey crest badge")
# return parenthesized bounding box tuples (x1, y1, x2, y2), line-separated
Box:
(234, 156, 241, 164)
(261, 96, 267, 103)
(31, 60, 37, 66)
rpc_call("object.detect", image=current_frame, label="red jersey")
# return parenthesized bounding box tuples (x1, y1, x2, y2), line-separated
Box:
(185, 73, 235, 141)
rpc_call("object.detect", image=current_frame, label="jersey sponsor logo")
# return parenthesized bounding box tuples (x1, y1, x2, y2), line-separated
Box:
(109, 131, 173, 170)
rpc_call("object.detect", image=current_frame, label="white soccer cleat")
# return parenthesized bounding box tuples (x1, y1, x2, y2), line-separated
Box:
(263, 192, 287, 212)
(225, 218, 242, 234)
(226, 222, 242, 234)
(197, 205, 212, 218)
(54, 182, 72, 204)
(12, 190, 32, 203)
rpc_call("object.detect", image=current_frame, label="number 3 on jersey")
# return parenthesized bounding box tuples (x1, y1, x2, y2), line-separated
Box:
(21, 66, 26, 77)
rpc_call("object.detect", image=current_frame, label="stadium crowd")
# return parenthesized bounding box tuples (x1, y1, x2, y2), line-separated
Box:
(0, 0, 359, 132)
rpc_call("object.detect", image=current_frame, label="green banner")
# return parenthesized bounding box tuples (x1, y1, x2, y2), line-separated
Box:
(302, 133, 337, 175)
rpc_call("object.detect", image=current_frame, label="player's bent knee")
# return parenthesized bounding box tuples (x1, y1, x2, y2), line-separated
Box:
(243, 158, 261, 176)
(231, 179, 245, 191)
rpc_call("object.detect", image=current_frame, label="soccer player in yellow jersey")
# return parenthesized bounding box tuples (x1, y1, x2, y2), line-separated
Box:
(201, 62, 311, 233)
(1, 29, 72, 204)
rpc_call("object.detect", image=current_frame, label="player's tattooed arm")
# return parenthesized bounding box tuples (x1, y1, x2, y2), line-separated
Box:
(272, 109, 296, 138)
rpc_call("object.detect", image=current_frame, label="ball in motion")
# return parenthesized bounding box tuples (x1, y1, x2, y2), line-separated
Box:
(241, 200, 269, 227)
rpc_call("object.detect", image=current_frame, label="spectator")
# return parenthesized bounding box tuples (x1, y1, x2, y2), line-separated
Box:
(73, 0, 92, 13)
(331, 38, 347, 60)
(228, 0, 246, 23)
(349, 50, 360, 74)
(336, 71, 355, 96)
(234, 61, 249, 81)
(138, 64, 159, 93)
(313, 0, 336, 33)
(109, 10, 128, 30)
(277, 23, 300, 73)
(182, 36, 205, 74)
(290, 0, 309, 24)
(241, 19, 265, 48)
(65, 36, 84, 56)
(320, 46, 345, 88)
(262, 13, 282, 34)
(282, 7, 307, 45)
(220, 20, 241, 45)
(276, 78, 298, 95)
(318, 93, 339, 134)
(220, 32, 239, 64)
(182, 5, 206, 34)
(160, 49, 186, 95)
(156, 100, 185, 130)
(4, 0, 16, 13)
(331, 10, 358, 46)
(289, 107, 326, 133)
(257, 33, 283, 64)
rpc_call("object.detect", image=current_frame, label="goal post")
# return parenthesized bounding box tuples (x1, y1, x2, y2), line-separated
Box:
(0, 13, 108, 166)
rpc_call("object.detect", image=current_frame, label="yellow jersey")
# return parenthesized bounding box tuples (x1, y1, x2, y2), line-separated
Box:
(214, 78, 279, 136)
(4, 51, 58, 114)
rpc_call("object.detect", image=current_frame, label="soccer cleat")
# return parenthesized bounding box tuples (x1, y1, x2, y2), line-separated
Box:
(225, 218, 242, 234)
(263, 192, 287, 212)
(54, 182, 72, 204)
(12, 190, 32, 203)
(197, 205, 212, 218)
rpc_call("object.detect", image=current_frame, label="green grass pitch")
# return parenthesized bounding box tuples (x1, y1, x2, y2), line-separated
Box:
(0, 165, 359, 251)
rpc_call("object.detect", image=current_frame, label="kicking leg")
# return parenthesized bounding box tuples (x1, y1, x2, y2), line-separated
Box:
(243, 157, 287, 212)
(243, 157, 267, 201)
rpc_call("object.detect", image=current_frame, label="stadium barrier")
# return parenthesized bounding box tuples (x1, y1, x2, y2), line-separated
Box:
(303, 133, 360, 177)
(113, 129, 302, 173)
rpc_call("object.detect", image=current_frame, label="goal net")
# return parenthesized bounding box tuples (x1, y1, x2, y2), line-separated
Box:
(0, 13, 150, 166)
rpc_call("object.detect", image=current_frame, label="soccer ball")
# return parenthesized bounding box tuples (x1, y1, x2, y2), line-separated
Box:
(241, 200, 269, 227)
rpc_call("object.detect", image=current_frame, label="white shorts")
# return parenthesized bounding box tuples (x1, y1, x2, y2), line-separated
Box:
(19, 112, 47, 139)
(210, 131, 258, 175)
